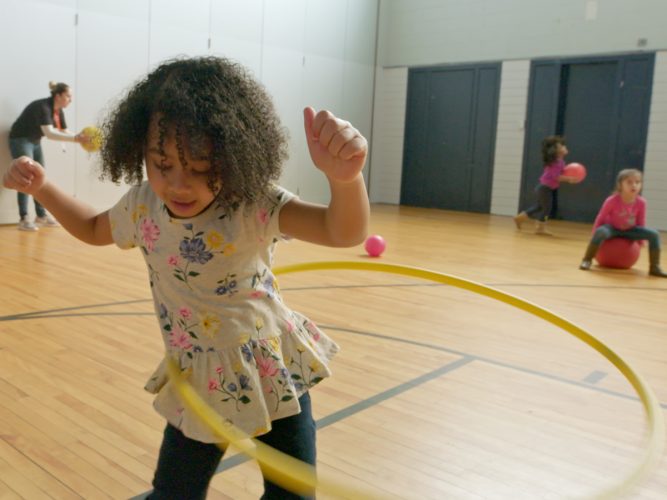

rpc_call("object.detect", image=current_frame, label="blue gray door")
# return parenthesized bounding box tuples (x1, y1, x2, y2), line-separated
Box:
(401, 64, 500, 212)
(520, 54, 654, 222)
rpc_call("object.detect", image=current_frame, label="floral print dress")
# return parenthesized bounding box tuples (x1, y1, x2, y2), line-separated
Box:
(109, 182, 339, 443)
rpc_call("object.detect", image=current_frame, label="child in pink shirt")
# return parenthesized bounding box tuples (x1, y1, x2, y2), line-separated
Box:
(579, 169, 667, 277)
(514, 135, 578, 235)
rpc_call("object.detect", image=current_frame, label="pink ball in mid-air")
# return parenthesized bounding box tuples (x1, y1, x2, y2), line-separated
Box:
(365, 234, 386, 257)
(563, 162, 587, 183)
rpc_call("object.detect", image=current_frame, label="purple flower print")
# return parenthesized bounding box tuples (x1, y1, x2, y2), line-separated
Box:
(239, 374, 251, 390)
(180, 238, 213, 264)
(140, 218, 160, 252)
(241, 343, 253, 362)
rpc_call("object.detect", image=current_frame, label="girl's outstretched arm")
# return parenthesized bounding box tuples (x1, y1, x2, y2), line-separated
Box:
(3, 156, 113, 245)
(279, 107, 370, 247)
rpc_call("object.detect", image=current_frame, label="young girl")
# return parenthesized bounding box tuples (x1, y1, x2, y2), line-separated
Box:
(3, 57, 370, 499)
(514, 135, 578, 235)
(579, 168, 666, 277)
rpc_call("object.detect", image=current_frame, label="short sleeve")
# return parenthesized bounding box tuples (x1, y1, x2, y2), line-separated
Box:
(256, 185, 296, 242)
(108, 184, 144, 250)
(38, 100, 53, 126)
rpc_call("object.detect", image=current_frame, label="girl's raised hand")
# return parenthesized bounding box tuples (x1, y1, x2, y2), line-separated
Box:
(3, 156, 47, 194)
(303, 107, 367, 183)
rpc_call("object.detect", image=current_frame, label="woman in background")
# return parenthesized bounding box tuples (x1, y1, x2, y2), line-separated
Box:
(8, 81, 88, 231)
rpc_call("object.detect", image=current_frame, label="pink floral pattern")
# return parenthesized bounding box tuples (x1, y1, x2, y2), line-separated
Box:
(109, 182, 339, 442)
(140, 217, 160, 252)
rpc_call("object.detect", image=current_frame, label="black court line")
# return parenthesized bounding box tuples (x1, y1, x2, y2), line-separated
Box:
(0, 299, 150, 321)
(283, 282, 667, 292)
(213, 357, 476, 474)
(318, 325, 666, 410)
(3, 289, 664, 499)
(3, 294, 664, 410)
(583, 370, 608, 384)
(128, 356, 476, 500)
(1, 278, 663, 324)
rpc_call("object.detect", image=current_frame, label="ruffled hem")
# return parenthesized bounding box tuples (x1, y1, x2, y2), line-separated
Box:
(145, 312, 339, 443)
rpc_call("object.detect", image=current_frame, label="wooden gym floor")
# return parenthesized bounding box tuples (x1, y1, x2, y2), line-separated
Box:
(0, 204, 665, 499)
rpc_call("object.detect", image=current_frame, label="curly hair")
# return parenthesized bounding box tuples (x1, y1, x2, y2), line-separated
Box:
(99, 56, 289, 208)
(541, 135, 566, 165)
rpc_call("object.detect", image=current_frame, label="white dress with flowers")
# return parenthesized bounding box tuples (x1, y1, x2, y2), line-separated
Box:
(109, 182, 339, 443)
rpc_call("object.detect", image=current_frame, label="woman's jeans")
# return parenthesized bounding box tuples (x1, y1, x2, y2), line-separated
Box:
(9, 137, 46, 218)
(591, 224, 662, 250)
(148, 392, 317, 500)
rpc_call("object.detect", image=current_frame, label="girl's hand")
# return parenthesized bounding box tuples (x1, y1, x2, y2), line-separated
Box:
(3, 156, 47, 194)
(303, 107, 367, 183)
(558, 175, 578, 184)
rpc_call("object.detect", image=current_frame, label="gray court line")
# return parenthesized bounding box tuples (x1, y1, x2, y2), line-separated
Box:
(129, 356, 476, 500)
(0, 312, 154, 321)
(0, 299, 150, 321)
(284, 282, 666, 292)
(321, 324, 667, 410)
(2, 303, 663, 409)
(1, 279, 663, 323)
(4, 292, 664, 499)
(583, 370, 608, 384)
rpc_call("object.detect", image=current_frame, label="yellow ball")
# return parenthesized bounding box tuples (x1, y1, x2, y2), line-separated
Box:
(80, 126, 102, 153)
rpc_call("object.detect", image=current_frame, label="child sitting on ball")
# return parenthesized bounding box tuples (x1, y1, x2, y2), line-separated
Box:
(579, 168, 667, 277)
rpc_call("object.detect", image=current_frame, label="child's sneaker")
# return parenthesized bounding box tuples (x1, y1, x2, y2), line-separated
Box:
(18, 216, 38, 231)
(579, 259, 592, 270)
(35, 215, 60, 227)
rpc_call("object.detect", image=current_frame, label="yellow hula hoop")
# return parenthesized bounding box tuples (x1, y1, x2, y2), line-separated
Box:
(167, 261, 665, 499)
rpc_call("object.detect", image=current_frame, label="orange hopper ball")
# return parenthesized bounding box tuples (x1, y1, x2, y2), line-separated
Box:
(563, 162, 587, 183)
(365, 235, 386, 257)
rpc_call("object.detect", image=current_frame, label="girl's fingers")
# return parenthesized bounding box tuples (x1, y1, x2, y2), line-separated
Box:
(313, 113, 349, 147)
(305, 108, 367, 162)
(338, 136, 368, 161)
(9, 167, 33, 186)
(326, 126, 359, 157)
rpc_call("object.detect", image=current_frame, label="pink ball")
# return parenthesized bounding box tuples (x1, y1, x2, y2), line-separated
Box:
(365, 234, 386, 257)
(563, 162, 587, 183)
(595, 238, 641, 269)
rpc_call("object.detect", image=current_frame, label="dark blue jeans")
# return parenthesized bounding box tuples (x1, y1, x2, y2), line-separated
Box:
(524, 184, 554, 222)
(9, 137, 46, 218)
(148, 392, 316, 500)
(591, 224, 661, 250)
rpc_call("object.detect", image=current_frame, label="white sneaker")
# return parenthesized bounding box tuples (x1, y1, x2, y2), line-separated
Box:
(35, 215, 60, 227)
(18, 216, 38, 231)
